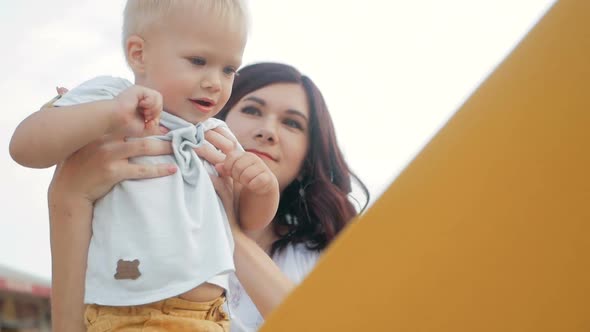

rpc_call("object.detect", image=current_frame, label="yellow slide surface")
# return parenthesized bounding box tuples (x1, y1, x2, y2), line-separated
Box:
(261, 0, 590, 331)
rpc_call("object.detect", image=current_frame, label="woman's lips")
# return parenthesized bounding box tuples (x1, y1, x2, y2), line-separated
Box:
(246, 149, 276, 161)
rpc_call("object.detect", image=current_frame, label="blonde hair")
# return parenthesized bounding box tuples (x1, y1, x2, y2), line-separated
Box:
(122, 0, 249, 49)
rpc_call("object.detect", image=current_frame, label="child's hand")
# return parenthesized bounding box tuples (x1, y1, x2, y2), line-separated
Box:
(112, 85, 163, 137)
(217, 151, 279, 195)
(56, 86, 69, 96)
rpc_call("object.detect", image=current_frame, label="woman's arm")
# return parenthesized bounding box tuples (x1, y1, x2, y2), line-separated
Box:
(48, 177, 93, 332)
(199, 134, 296, 318)
(48, 133, 175, 332)
(219, 150, 280, 231)
(232, 231, 296, 317)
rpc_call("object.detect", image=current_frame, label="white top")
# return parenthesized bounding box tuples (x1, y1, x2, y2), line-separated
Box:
(54, 76, 239, 305)
(227, 243, 321, 332)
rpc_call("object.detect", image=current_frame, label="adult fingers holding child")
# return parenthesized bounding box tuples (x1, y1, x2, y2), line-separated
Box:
(50, 134, 176, 204)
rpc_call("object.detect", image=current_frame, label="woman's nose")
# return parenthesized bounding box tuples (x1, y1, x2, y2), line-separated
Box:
(254, 126, 278, 143)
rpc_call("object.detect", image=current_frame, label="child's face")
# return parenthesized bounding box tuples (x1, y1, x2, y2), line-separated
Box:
(136, 8, 246, 124)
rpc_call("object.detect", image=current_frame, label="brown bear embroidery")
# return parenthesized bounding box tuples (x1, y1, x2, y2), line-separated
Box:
(114, 259, 141, 280)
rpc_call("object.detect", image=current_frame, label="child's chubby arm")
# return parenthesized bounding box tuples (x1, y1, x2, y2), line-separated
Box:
(9, 82, 163, 168)
(220, 150, 280, 231)
(198, 127, 280, 231)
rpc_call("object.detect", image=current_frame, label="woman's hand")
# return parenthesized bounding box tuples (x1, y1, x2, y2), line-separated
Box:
(196, 128, 243, 231)
(208, 171, 241, 230)
(50, 85, 176, 203)
(49, 133, 176, 204)
(195, 127, 241, 226)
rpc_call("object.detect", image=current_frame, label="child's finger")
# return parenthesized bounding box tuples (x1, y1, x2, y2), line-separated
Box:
(138, 91, 162, 121)
(152, 94, 163, 124)
(143, 120, 162, 136)
(228, 153, 257, 182)
(194, 144, 226, 165)
(56, 86, 69, 95)
(247, 172, 274, 194)
(138, 93, 154, 108)
(139, 98, 157, 121)
(211, 127, 239, 144)
(220, 150, 238, 174)
(220, 150, 241, 174)
(215, 163, 229, 176)
(238, 163, 264, 187)
(205, 130, 237, 155)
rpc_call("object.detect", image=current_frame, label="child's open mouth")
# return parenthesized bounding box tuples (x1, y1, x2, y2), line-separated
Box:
(194, 99, 212, 107)
(190, 98, 216, 113)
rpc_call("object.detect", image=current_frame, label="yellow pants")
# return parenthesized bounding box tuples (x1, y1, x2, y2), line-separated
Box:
(84, 296, 229, 331)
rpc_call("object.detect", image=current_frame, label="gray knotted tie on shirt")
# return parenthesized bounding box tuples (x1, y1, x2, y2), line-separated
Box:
(156, 111, 212, 186)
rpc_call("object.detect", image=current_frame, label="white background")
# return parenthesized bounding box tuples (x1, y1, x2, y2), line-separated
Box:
(0, 0, 555, 280)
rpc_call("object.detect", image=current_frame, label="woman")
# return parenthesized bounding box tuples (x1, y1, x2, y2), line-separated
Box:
(49, 62, 369, 331)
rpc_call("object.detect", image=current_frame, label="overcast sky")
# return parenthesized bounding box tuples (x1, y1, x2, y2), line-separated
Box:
(0, 0, 555, 280)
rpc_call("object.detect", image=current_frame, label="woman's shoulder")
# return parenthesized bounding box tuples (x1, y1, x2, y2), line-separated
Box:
(273, 243, 322, 284)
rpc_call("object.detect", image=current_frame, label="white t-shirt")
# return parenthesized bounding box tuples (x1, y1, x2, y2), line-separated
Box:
(54, 76, 238, 305)
(227, 243, 321, 332)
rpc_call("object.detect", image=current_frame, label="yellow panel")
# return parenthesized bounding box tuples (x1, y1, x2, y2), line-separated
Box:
(261, 0, 590, 331)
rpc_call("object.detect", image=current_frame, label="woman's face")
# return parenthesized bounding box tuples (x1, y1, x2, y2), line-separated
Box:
(225, 83, 310, 192)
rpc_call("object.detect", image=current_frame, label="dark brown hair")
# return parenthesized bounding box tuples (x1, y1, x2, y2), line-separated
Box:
(216, 62, 370, 254)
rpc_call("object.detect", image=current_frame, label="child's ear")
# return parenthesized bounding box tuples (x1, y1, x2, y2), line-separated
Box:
(125, 35, 146, 73)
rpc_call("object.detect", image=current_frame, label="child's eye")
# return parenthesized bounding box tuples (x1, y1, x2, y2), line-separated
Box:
(223, 66, 238, 75)
(241, 106, 261, 116)
(189, 57, 206, 66)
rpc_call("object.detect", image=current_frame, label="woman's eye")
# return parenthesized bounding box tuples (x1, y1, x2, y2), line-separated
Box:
(189, 57, 206, 66)
(241, 106, 261, 116)
(284, 118, 303, 130)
